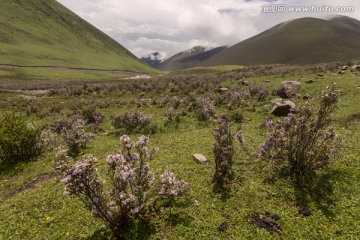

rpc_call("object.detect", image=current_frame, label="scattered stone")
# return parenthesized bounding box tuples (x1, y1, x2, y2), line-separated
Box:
(192, 154, 207, 164)
(351, 65, 360, 73)
(298, 206, 311, 217)
(338, 70, 345, 75)
(270, 98, 284, 105)
(276, 81, 301, 98)
(341, 66, 348, 71)
(317, 73, 324, 77)
(218, 221, 229, 231)
(219, 87, 229, 92)
(248, 212, 281, 235)
(241, 80, 249, 86)
(305, 79, 315, 83)
(271, 99, 296, 117)
(303, 94, 311, 100)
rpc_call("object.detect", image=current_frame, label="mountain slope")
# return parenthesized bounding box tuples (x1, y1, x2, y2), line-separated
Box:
(140, 52, 164, 69)
(201, 16, 360, 66)
(157, 46, 226, 71)
(0, 0, 155, 73)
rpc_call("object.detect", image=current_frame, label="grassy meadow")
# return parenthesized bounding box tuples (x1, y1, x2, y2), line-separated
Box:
(0, 0, 156, 74)
(0, 63, 359, 239)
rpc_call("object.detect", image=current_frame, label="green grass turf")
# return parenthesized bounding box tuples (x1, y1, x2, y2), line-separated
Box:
(0, 66, 359, 239)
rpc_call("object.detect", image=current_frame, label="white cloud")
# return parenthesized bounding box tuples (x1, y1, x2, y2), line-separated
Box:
(57, 0, 360, 58)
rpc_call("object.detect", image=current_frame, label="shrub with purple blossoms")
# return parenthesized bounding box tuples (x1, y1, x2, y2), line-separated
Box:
(257, 84, 344, 177)
(81, 108, 104, 132)
(58, 135, 188, 236)
(165, 107, 181, 124)
(58, 114, 93, 154)
(159, 166, 188, 201)
(212, 114, 234, 186)
(195, 97, 215, 121)
(111, 111, 152, 134)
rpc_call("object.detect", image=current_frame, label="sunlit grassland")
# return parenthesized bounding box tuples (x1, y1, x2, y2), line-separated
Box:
(0, 66, 359, 239)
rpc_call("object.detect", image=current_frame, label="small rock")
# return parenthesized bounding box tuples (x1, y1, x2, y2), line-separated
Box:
(192, 154, 207, 164)
(276, 81, 301, 98)
(241, 80, 249, 86)
(351, 65, 360, 73)
(298, 206, 311, 216)
(341, 66, 348, 71)
(219, 87, 229, 92)
(338, 71, 345, 75)
(218, 221, 228, 231)
(271, 98, 284, 105)
(305, 79, 315, 83)
(271, 99, 296, 117)
(317, 73, 324, 77)
(303, 94, 311, 100)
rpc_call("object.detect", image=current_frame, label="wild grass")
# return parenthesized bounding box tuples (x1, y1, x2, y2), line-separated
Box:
(0, 0, 156, 74)
(0, 64, 359, 239)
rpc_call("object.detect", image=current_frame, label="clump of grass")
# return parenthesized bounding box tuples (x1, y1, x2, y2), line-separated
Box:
(0, 113, 44, 166)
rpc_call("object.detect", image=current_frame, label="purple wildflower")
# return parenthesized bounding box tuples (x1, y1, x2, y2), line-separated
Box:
(236, 130, 245, 144)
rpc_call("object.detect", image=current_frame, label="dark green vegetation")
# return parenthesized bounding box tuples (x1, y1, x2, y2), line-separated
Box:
(201, 16, 360, 66)
(0, 62, 360, 239)
(0, 113, 44, 164)
(0, 0, 156, 75)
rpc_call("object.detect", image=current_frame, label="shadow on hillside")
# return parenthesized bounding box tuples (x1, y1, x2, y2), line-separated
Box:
(293, 169, 347, 218)
(86, 219, 155, 240)
(212, 182, 232, 201)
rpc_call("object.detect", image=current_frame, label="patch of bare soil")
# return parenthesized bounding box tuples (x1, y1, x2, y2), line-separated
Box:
(0, 172, 59, 205)
(248, 212, 281, 235)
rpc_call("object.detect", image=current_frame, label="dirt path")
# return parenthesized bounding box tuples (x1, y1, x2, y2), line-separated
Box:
(0, 172, 59, 205)
(0, 63, 144, 74)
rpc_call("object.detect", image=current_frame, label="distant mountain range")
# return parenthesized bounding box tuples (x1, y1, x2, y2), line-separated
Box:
(141, 46, 227, 71)
(142, 15, 360, 71)
(140, 52, 165, 69)
(200, 16, 360, 66)
(2, 1, 359, 75)
(0, 0, 155, 74)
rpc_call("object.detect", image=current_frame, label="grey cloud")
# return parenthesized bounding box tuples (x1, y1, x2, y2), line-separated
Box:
(57, 0, 360, 58)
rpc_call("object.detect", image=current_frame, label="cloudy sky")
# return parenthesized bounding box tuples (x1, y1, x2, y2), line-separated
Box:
(57, 0, 360, 59)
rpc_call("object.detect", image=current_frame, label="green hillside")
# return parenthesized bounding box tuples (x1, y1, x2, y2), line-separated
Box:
(201, 16, 360, 66)
(0, 0, 156, 74)
(157, 46, 226, 71)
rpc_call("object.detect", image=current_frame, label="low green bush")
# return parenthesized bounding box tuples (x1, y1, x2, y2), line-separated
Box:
(0, 113, 44, 165)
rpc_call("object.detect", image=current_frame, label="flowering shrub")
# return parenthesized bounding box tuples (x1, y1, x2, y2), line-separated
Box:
(110, 111, 152, 134)
(257, 84, 343, 177)
(58, 135, 188, 236)
(195, 97, 215, 121)
(165, 107, 181, 124)
(212, 114, 234, 186)
(248, 84, 269, 101)
(81, 108, 104, 132)
(159, 166, 189, 200)
(57, 114, 93, 154)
